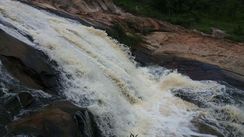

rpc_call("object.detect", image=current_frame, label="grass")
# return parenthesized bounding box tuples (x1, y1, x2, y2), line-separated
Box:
(192, 19, 244, 42)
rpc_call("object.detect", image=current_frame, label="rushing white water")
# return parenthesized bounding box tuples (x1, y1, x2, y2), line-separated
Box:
(0, 1, 243, 137)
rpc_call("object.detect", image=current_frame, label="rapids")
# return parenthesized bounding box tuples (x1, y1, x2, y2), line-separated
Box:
(0, 0, 243, 136)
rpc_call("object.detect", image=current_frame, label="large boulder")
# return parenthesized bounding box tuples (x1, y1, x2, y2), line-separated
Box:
(6, 101, 102, 137)
(0, 29, 60, 94)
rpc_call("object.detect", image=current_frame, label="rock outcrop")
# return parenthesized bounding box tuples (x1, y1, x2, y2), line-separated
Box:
(0, 29, 60, 93)
(0, 31, 102, 137)
(7, 101, 101, 137)
(17, 0, 244, 87)
(133, 32, 244, 86)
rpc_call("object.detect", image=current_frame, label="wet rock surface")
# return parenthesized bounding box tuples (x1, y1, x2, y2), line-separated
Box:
(191, 116, 225, 137)
(173, 86, 244, 136)
(172, 85, 244, 108)
(6, 101, 101, 137)
(0, 29, 60, 94)
(0, 30, 101, 137)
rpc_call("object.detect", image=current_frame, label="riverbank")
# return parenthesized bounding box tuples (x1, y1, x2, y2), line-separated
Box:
(18, 0, 244, 87)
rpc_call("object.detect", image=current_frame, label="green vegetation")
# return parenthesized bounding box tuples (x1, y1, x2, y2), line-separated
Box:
(107, 23, 142, 47)
(114, 0, 244, 42)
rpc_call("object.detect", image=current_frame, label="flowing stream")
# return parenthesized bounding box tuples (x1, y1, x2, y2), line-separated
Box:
(0, 0, 243, 136)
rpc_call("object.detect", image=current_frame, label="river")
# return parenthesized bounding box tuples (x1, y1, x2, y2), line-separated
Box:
(0, 0, 243, 136)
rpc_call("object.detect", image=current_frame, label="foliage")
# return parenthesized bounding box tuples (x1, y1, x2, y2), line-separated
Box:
(107, 23, 142, 47)
(114, 0, 244, 42)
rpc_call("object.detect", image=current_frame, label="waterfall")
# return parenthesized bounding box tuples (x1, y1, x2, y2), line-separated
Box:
(0, 0, 243, 137)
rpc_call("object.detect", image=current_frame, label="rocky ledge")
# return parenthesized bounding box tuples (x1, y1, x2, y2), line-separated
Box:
(18, 0, 244, 87)
(133, 32, 244, 87)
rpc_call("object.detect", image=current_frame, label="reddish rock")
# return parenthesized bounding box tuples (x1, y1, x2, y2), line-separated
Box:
(140, 32, 244, 84)
(18, 0, 244, 85)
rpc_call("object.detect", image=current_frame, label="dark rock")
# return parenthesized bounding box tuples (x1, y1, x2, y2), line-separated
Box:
(4, 92, 34, 115)
(4, 95, 22, 115)
(192, 115, 225, 137)
(0, 56, 44, 90)
(0, 88, 5, 97)
(172, 89, 210, 108)
(0, 30, 60, 95)
(6, 101, 102, 137)
(0, 105, 11, 125)
(172, 87, 240, 108)
(18, 92, 34, 108)
(0, 125, 7, 136)
(74, 110, 101, 137)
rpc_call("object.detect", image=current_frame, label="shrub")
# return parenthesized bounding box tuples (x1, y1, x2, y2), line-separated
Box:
(107, 23, 142, 47)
